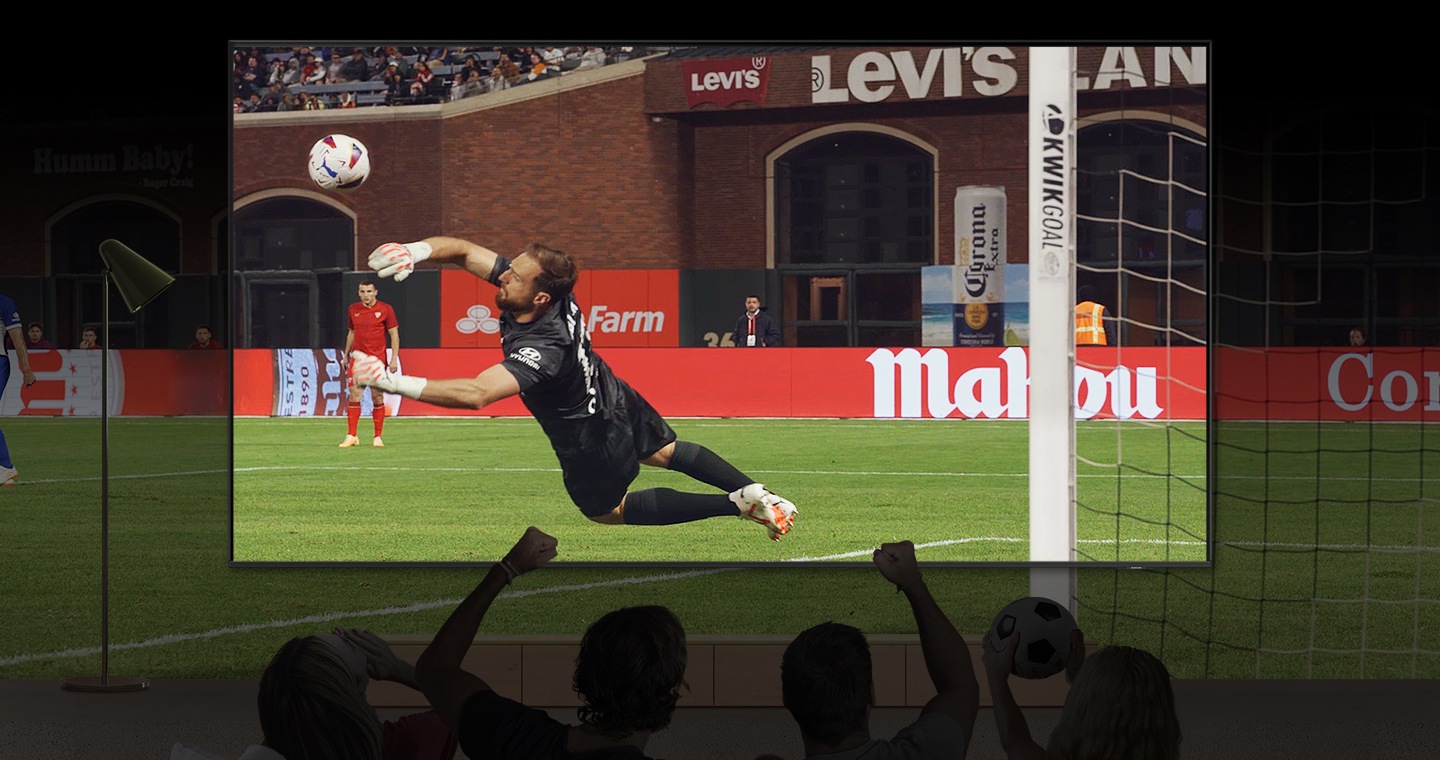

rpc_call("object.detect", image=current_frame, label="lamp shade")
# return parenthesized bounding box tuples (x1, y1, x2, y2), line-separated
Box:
(98, 239, 175, 314)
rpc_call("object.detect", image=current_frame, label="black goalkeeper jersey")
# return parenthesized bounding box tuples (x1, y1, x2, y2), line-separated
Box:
(487, 256, 629, 441)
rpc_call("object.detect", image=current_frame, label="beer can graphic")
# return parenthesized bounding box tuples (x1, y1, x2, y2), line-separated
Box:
(953, 186, 1007, 346)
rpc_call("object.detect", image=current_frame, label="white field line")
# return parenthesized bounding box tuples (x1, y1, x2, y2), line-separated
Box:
(0, 539, 953, 668)
(3, 536, 1434, 669)
(9, 465, 1431, 484)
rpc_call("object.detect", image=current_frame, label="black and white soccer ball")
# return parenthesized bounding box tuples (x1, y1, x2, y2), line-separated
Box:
(988, 596, 1079, 679)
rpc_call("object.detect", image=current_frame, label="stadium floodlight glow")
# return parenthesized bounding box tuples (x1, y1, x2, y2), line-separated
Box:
(60, 240, 174, 694)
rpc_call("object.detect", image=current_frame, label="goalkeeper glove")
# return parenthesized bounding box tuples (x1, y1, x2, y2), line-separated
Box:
(350, 352, 427, 399)
(368, 241, 432, 282)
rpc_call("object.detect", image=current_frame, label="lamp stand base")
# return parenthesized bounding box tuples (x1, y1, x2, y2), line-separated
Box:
(60, 676, 150, 692)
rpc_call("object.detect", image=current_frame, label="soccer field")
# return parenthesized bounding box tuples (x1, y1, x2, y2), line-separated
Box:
(232, 416, 1209, 565)
(4, 416, 1434, 681)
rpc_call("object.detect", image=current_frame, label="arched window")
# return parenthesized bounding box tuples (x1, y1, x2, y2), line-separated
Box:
(774, 131, 934, 347)
(50, 200, 181, 348)
(232, 196, 354, 348)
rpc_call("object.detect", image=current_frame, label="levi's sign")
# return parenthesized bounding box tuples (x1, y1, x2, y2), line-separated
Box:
(810, 47, 1206, 104)
(684, 56, 770, 108)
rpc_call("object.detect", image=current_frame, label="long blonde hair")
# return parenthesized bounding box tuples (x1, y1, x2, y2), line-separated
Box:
(1047, 645, 1181, 760)
(257, 635, 383, 760)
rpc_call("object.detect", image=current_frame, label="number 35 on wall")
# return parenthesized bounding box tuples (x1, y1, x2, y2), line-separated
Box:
(703, 331, 737, 347)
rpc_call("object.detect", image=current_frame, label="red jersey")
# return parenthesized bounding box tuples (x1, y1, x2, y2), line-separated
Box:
(189, 340, 224, 349)
(348, 300, 398, 359)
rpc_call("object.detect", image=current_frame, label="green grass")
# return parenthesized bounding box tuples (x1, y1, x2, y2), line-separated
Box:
(233, 417, 1208, 564)
(2, 416, 1435, 681)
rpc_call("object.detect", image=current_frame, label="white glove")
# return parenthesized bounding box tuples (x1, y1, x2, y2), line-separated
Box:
(350, 351, 428, 399)
(350, 351, 397, 392)
(368, 241, 432, 282)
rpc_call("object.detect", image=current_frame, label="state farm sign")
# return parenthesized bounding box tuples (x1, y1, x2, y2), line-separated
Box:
(439, 269, 679, 348)
(684, 56, 770, 108)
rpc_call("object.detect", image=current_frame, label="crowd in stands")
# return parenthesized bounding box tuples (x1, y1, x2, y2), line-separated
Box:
(171, 527, 1181, 760)
(233, 45, 658, 113)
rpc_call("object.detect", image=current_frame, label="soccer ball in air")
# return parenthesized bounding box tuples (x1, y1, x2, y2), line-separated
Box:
(307, 134, 370, 190)
(988, 596, 1079, 679)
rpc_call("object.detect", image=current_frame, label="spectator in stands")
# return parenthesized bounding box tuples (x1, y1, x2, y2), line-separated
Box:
(381, 62, 406, 99)
(277, 92, 298, 112)
(303, 53, 326, 85)
(576, 46, 607, 70)
(984, 628, 1181, 760)
(78, 327, 100, 349)
(541, 45, 566, 68)
(425, 47, 450, 67)
(337, 91, 358, 108)
(235, 56, 264, 99)
(302, 91, 327, 111)
(26, 322, 54, 351)
(414, 526, 688, 760)
(458, 69, 484, 100)
(780, 540, 978, 759)
(233, 95, 248, 114)
(326, 50, 348, 83)
(281, 57, 303, 87)
(189, 325, 221, 350)
(456, 55, 484, 83)
(172, 628, 459, 760)
(1349, 326, 1366, 347)
(525, 52, 550, 82)
(494, 54, 523, 87)
(264, 58, 285, 88)
(483, 63, 512, 93)
(340, 49, 370, 84)
(259, 83, 284, 110)
(410, 61, 435, 98)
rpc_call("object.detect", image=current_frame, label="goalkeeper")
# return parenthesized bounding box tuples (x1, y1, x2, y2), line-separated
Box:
(349, 237, 797, 541)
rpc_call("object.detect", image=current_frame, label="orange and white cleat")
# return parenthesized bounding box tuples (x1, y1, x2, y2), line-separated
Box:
(372, 437, 384, 448)
(0, 465, 17, 487)
(339, 435, 359, 448)
(731, 483, 797, 541)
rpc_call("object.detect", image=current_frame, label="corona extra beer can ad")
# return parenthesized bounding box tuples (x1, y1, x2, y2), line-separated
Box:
(953, 186, 1007, 346)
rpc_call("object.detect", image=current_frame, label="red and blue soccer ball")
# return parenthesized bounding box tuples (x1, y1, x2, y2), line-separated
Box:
(307, 133, 370, 191)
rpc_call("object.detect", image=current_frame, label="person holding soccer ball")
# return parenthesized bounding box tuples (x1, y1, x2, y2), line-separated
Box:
(350, 237, 797, 540)
(340, 280, 401, 448)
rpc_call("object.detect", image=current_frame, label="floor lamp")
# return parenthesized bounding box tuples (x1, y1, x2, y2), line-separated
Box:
(60, 239, 175, 693)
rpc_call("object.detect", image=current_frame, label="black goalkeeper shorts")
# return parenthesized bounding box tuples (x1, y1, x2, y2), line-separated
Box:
(550, 386, 676, 518)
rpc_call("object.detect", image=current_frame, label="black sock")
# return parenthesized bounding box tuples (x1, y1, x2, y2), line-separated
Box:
(622, 487, 739, 525)
(667, 440, 753, 492)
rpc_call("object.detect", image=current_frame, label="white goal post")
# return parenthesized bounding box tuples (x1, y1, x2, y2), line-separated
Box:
(1027, 46, 1078, 608)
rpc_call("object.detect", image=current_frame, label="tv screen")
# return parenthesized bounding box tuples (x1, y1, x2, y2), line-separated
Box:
(230, 42, 1212, 567)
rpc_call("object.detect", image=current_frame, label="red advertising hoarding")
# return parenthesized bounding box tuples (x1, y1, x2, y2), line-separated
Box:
(1, 349, 228, 416)
(16, 347, 1437, 421)
(439, 269, 679, 348)
(234, 346, 1209, 420)
(1213, 348, 1440, 421)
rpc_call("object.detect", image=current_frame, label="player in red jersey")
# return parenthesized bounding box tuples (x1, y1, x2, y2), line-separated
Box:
(341, 280, 401, 448)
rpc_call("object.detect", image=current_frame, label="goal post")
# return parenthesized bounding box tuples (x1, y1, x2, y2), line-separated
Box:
(1027, 47, 1078, 607)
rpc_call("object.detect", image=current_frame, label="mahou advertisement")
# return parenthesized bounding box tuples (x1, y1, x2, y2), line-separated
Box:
(233, 346, 1209, 420)
(12, 347, 1439, 422)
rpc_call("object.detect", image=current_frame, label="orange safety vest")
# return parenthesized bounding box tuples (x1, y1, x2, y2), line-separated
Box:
(1075, 301, 1107, 345)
